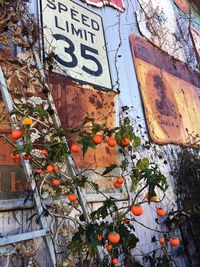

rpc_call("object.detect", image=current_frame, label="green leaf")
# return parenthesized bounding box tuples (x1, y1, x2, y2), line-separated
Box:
(136, 158, 149, 170)
(130, 175, 138, 192)
(34, 108, 49, 119)
(79, 135, 96, 156)
(102, 164, 117, 176)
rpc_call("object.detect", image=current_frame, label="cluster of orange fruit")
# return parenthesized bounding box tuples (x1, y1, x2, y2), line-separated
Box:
(159, 236, 180, 247)
(70, 135, 131, 153)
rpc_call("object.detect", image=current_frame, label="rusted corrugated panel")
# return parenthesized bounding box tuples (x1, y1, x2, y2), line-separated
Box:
(130, 34, 200, 146)
(173, 0, 189, 13)
(49, 74, 119, 168)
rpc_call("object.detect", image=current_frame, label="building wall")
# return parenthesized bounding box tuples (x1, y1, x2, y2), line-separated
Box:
(0, 0, 200, 266)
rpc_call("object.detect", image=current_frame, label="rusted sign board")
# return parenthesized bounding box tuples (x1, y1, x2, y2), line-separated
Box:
(130, 34, 200, 146)
(49, 74, 125, 200)
(49, 74, 118, 168)
(81, 0, 125, 12)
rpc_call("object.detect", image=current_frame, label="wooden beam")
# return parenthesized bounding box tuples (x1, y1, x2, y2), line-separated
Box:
(0, 229, 50, 246)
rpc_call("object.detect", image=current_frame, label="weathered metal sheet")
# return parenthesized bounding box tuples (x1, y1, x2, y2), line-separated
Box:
(130, 34, 200, 146)
(49, 73, 119, 168)
(190, 27, 200, 65)
(173, 0, 189, 13)
(41, 0, 112, 89)
(81, 0, 125, 12)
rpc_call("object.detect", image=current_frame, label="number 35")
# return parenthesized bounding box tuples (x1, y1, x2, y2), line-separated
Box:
(52, 34, 103, 77)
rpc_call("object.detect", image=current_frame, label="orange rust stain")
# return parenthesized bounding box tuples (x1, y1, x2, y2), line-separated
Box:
(49, 74, 119, 168)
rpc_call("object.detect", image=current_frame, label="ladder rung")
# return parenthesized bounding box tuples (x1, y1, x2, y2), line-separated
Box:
(0, 229, 50, 246)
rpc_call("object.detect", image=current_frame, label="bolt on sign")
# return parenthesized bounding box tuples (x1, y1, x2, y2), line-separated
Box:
(130, 34, 200, 146)
(40, 0, 112, 89)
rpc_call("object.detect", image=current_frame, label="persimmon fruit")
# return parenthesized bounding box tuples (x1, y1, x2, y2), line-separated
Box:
(159, 237, 165, 245)
(45, 165, 54, 173)
(53, 165, 59, 172)
(113, 182, 121, 189)
(156, 208, 167, 217)
(23, 154, 30, 160)
(92, 135, 103, 144)
(108, 232, 120, 244)
(112, 258, 118, 265)
(68, 194, 77, 202)
(107, 137, 117, 147)
(145, 193, 157, 202)
(36, 169, 42, 174)
(131, 205, 143, 216)
(121, 137, 130, 147)
(41, 149, 48, 156)
(169, 237, 180, 247)
(51, 179, 61, 186)
(106, 244, 112, 251)
(116, 177, 124, 184)
(22, 117, 33, 126)
(70, 144, 81, 153)
(11, 130, 23, 140)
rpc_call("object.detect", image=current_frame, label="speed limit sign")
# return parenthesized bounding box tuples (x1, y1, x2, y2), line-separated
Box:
(40, 0, 112, 89)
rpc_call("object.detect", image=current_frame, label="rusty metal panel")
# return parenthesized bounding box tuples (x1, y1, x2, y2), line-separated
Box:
(130, 34, 200, 146)
(173, 0, 189, 13)
(49, 74, 119, 168)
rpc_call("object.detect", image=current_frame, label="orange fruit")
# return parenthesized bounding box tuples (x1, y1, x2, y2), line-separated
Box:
(116, 177, 124, 184)
(68, 194, 77, 202)
(131, 205, 143, 216)
(169, 237, 180, 247)
(107, 137, 117, 147)
(92, 135, 103, 144)
(113, 182, 121, 189)
(145, 193, 157, 202)
(36, 169, 42, 174)
(159, 237, 165, 245)
(23, 154, 30, 160)
(11, 130, 23, 140)
(53, 165, 59, 172)
(22, 117, 33, 126)
(70, 144, 81, 153)
(11, 153, 20, 159)
(106, 244, 112, 251)
(41, 149, 48, 156)
(97, 235, 102, 242)
(121, 137, 130, 147)
(51, 179, 61, 186)
(156, 208, 167, 217)
(45, 165, 53, 173)
(112, 258, 118, 265)
(108, 232, 120, 244)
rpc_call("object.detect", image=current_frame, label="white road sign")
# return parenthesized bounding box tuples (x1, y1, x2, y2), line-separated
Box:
(41, 0, 112, 89)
